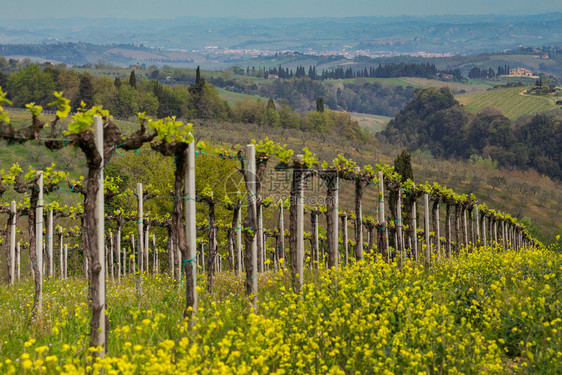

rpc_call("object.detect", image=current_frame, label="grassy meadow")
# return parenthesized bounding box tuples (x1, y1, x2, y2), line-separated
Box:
(0, 244, 561, 373)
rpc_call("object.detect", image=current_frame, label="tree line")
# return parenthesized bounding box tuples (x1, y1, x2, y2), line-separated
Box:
(241, 62, 450, 81)
(0, 63, 365, 141)
(380, 87, 562, 181)
(468, 65, 513, 80)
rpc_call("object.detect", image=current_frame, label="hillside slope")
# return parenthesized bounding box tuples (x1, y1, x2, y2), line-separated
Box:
(456, 86, 558, 119)
(3, 108, 560, 244)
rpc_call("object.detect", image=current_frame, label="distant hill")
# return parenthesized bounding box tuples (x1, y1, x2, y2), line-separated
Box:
(381, 87, 562, 181)
(1, 13, 562, 68)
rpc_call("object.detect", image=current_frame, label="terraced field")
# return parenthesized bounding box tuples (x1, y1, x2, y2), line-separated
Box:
(456, 86, 557, 119)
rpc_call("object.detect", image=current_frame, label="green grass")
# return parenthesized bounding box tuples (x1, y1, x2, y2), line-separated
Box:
(349, 112, 391, 134)
(456, 86, 557, 119)
(216, 88, 267, 106)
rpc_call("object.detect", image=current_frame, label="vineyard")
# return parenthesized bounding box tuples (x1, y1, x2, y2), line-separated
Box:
(0, 87, 559, 374)
(456, 86, 557, 119)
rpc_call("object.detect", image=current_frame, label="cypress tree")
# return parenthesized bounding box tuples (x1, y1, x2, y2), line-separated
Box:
(114, 76, 121, 89)
(394, 150, 414, 182)
(74, 73, 95, 110)
(267, 97, 276, 111)
(129, 70, 137, 89)
(195, 66, 202, 86)
(316, 97, 325, 112)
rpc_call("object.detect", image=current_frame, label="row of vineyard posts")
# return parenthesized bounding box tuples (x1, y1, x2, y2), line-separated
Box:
(0, 88, 541, 357)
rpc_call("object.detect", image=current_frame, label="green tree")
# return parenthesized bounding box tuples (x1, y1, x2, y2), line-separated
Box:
(316, 96, 325, 112)
(73, 73, 95, 110)
(195, 66, 202, 86)
(129, 70, 137, 89)
(303, 110, 332, 133)
(278, 102, 301, 129)
(6, 64, 56, 106)
(0, 72, 8, 89)
(114, 76, 122, 89)
(394, 150, 414, 182)
(188, 79, 229, 120)
(262, 97, 280, 127)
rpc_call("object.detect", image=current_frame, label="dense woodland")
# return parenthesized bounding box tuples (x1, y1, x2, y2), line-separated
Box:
(380, 87, 562, 181)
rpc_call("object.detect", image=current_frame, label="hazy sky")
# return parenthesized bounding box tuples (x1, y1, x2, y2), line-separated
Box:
(1, 0, 561, 19)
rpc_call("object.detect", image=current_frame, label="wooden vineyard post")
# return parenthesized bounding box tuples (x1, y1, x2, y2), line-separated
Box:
(144, 219, 150, 272)
(123, 234, 128, 277)
(137, 183, 144, 274)
(467, 207, 474, 247)
(341, 214, 348, 266)
(395, 188, 404, 263)
(490, 216, 495, 248)
(36, 171, 44, 313)
(311, 210, 319, 268)
(152, 234, 157, 273)
(377, 171, 389, 261)
(432, 198, 441, 259)
(354, 169, 364, 261)
(501, 220, 506, 250)
(245, 144, 258, 307)
(105, 236, 109, 280)
(481, 212, 487, 248)
(475, 205, 480, 246)
(64, 244, 68, 279)
(325, 171, 339, 269)
(411, 196, 418, 261)
(92, 116, 106, 354)
(423, 194, 430, 267)
(184, 140, 197, 314)
(9, 200, 16, 285)
(228, 231, 234, 271)
(109, 231, 114, 281)
(58, 227, 64, 278)
(482, 210, 488, 247)
(494, 218, 499, 249)
(296, 167, 305, 291)
(445, 203, 452, 257)
(130, 235, 136, 274)
(136, 183, 144, 299)
(17, 242, 21, 281)
(454, 204, 461, 254)
(201, 193, 217, 293)
(84, 246, 89, 278)
(277, 201, 285, 268)
(166, 225, 176, 280)
(257, 204, 264, 273)
(462, 206, 468, 249)
(200, 244, 205, 272)
(47, 210, 53, 278)
(486, 214, 494, 247)
(116, 226, 121, 280)
(237, 204, 243, 273)
(289, 155, 307, 293)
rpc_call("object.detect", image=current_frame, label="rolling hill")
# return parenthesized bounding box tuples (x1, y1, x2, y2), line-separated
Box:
(456, 86, 558, 119)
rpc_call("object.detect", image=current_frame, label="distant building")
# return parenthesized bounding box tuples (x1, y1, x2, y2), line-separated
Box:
(509, 67, 534, 77)
(267, 74, 279, 80)
(436, 72, 453, 80)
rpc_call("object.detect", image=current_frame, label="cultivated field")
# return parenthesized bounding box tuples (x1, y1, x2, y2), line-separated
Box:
(456, 87, 557, 119)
